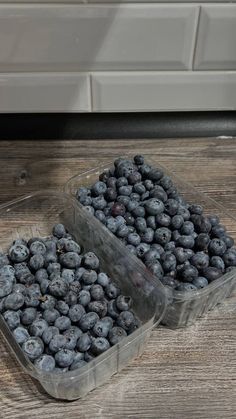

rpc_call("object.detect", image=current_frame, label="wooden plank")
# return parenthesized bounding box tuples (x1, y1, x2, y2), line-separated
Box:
(0, 137, 235, 419)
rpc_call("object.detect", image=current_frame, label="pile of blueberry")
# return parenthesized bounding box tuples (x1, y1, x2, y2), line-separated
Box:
(0, 224, 140, 373)
(76, 155, 236, 292)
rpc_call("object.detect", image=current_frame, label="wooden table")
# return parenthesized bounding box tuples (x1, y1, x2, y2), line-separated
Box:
(0, 137, 235, 419)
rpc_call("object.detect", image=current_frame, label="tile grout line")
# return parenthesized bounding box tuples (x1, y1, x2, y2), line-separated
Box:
(191, 5, 201, 71)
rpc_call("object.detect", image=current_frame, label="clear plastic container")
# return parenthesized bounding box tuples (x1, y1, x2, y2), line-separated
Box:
(65, 157, 236, 328)
(0, 191, 166, 400)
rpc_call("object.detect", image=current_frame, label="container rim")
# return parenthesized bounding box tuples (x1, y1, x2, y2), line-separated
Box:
(64, 156, 236, 302)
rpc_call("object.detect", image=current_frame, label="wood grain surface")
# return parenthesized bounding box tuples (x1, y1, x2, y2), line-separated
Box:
(0, 137, 235, 419)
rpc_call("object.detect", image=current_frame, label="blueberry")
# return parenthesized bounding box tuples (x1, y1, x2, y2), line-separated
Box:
(59, 252, 81, 270)
(13, 326, 30, 345)
(0, 276, 13, 298)
(108, 326, 127, 345)
(44, 239, 57, 254)
(146, 260, 164, 278)
(25, 285, 41, 307)
(13, 283, 26, 294)
(171, 215, 184, 230)
(9, 244, 29, 263)
(133, 183, 146, 195)
(192, 276, 209, 289)
(63, 328, 82, 350)
(174, 247, 193, 263)
(90, 284, 104, 301)
(139, 228, 154, 244)
(29, 241, 46, 256)
(79, 312, 99, 332)
(74, 267, 86, 281)
(159, 175, 173, 190)
(54, 316, 71, 332)
(106, 217, 118, 233)
(149, 185, 168, 202)
(221, 235, 235, 248)
(191, 252, 209, 271)
(90, 337, 110, 355)
(180, 221, 195, 235)
(34, 355, 55, 372)
(79, 195, 92, 206)
(93, 319, 111, 338)
(116, 295, 132, 311)
(76, 333, 92, 352)
(40, 295, 56, 310)
(64, 291, 77, 306)
(95, 210, 107, 224)
(96, 274, 109, 289)
(91, 196, 107, 211)
(132, 205, 146, 218)
(136, 243, 150, 258)
(21, 307, 37, 325)
(35, 268, 48, 283)
(117, 195, 130, 207)
(154, 227, 172, 246)
(138, 163, 152, 178)
(116, 176, 128, 188)
(128, 171, 143, 186)
(14, 262, 29, 280)
(63, 240, 81, 254)
(105, 283, 120, 299)
(134, 217, 147, 233)
(82, 252, 100, 271)
(116, 311, 135, 331)
(91, 181, 107, 196)
(208, 238, 227, 256)
(164, 241, 176, 252)
(28, 254, 44, 271)
(53, 224, 67, 239)
(39, 278, 49, 294)
(161, 253, 177, 272)
(146, 216, 156, 230)
(82, 269, 97, 285)
(208, 215, 220, 227)
(177, 206, 190, 221)
(49, 278, 69, 298)
(116, 224, 129, 239)
(195, 233, 210, 251)
(68, 304, 85, 323)
(64, 326, 82, 341)
(116, 160, 136, 178)
(191, 215, 211, 234)
(202, 267, 222, 282)
(160, 276, 176, 288)
(70, 359, 87, 370)
(55, 349, 75, 368)
(106, 176, 117, 188)
(87, 300, 107, 317)
(144, 198, 164, 216)
(76, 290, 90, 308)
(107, 299, 120, 319)
(180, 265, 198, 282)
(29, 319, 48, 337)
(49, 334, 67, 353)
(42, 309, 60, 325)
(22, 337, 44, 360)
(127, 233, 141, 246)
(143, 249, 161, 264)
(165, 199, 179, 216)
(134, 155, 144, 165)
(176, 235, 195, 249)
(4, 292, 24, 310)
(3, 310, 20, 329)
(223, 250, 236, 267)
(210, 256, 225, 272)
(172, 230, 181, 242)
(19, 271, 35, 286)
(61, 269, 74, 284)
(176, 283, 198, 292)
(189, 204, 203, 215)
(42, 326, 59, 345)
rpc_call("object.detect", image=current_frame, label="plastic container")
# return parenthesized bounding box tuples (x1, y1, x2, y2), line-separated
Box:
(65, 157, 236, 328)
(0, 191, 166, 400)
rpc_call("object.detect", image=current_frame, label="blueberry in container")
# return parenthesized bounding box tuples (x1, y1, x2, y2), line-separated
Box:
(0, 191, 166, 400)
(65, 157, 236, 328)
